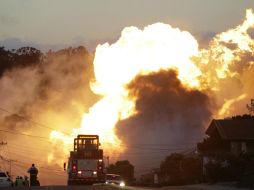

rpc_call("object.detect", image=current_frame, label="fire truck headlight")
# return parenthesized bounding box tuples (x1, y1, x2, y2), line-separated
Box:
(78, 171, 82, 174)
(93, 171, 97, 175)
(99, 159, 103, 162)
(120, 181, 125, 187)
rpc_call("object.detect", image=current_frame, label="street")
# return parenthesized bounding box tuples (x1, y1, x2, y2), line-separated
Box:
(0, 183, 250, 190)
(0, 184, 141, 190)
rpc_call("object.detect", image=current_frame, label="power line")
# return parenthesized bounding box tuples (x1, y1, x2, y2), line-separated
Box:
(15, 159, 65, 173)
(0, 127, 197, 152)
(4, 146, 53, 165)
(13, 162, 66, 177)
(0, 107, 199, 151)
(7, 143, 52, 153)
(0, 107, 70, 135)
(0, 154, 65, 175)
(127, 141, 199, 147)
(9, 152, 52, 166)
(8, 149, 65, 171)
(0, 154, 17, 175)
(103, 141, 197, 151)
(0, 129, 51, 143)
(104, 147, 195, 156)
(0, 107, 200, 148)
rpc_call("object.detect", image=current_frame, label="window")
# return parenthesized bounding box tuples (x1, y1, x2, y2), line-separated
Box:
(241, 142, 247, 152)
(231, 142, 241, 154)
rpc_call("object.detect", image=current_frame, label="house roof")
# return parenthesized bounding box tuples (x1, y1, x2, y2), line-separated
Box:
(206, 118, 254, 140)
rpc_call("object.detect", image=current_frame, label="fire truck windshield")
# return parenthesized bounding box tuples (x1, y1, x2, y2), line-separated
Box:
(74, 136, 99, 151)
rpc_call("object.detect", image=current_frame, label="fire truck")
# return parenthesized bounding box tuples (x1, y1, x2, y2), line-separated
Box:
(65, 135, 105, 185)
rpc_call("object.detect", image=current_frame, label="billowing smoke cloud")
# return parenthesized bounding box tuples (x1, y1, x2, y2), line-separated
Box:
(0, 47, 95, 132)
(117, 70, 212, 144)
(0, 46, 97, 184)
(115, 70, 213, 172)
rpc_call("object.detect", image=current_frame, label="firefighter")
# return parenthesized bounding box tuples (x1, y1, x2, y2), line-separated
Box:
(14, 176, 19, 186)
(27, 163, 38, 186)
(15, 176, 24, 187)
(24, 176, 29, 186)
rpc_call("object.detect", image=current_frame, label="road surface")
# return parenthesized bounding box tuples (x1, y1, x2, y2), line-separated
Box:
(0, 184, 249, 190)
(0, 184, 132, 190)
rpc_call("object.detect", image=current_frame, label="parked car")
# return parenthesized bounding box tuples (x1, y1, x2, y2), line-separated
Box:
(105, 174, 125, 187)
(0, 171, 12, 187)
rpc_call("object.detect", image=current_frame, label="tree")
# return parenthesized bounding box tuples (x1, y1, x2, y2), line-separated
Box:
(181, 156, 202, 183)
(160, 153, 202, 185)
(107, 160, 134, 183)
(0, 47, 13, 76)
(14, 47, 42, 67)
(0, 46, 42, 77)
(160, 153, 184, 184)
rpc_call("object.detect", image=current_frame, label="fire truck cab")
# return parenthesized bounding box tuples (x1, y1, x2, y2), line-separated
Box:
(66, 135, 105, 185)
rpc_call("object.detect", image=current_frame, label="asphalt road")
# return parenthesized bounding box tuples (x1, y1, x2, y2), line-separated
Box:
(0, 184, 247, 190)
(0, 184, 150, 190)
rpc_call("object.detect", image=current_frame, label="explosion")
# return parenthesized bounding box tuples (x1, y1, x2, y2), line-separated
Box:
(51, 23, 202, 153)
(50, 9, 254, 162)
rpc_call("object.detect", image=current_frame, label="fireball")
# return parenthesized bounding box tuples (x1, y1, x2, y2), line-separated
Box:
(50, 9, 254, 159)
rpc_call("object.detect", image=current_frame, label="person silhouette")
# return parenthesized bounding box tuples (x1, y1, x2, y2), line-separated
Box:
(27, 164, 38, 186)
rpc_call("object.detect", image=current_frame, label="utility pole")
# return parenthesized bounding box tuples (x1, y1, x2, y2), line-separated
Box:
(0, 142, 7, 173)
(247, 99, 254, 115)
(8, 159, 17, 175)
(0, 142, 17, 176)
(0, 142, 7, 171)
(0, 156, 17, 176)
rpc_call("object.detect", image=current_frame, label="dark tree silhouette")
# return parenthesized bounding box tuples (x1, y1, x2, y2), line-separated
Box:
(107, 160, 134, 183)
(0, 47, 13, 76)
(160, 153, 202, 185)
(0, 46, 42, 77)
(14, 47, 42, 67)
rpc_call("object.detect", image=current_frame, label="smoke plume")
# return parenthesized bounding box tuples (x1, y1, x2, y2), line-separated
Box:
(115, 70, 213, 171)
(117, 70, 212, 144)
(0, 46, 97, 184)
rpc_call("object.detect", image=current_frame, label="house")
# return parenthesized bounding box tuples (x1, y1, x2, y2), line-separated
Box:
(197, 115, 254, 181)
(140, 168, 161, 186)
(198, 115, 254, 155)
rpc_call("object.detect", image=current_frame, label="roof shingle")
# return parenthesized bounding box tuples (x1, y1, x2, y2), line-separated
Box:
(206, 118, 254, 140)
